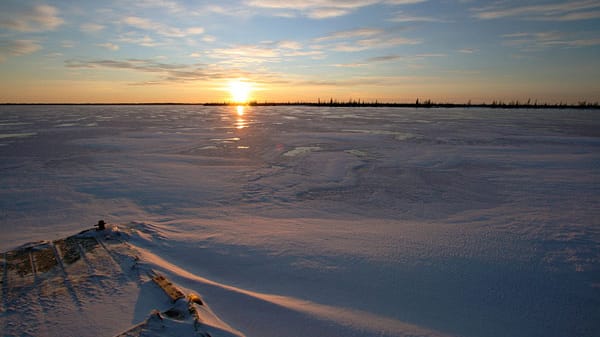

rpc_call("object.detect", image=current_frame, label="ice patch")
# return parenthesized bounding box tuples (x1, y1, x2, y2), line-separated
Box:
(0, 132, 37, 139)
(283, 146, 321, 157)
(211, 137, 240, 142)
(0, 122, 31, 126)
(344, 149, 370, 157)
(343, 129, 414, 140)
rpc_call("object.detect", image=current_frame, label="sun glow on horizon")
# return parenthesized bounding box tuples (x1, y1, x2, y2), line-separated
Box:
(228, 79, 253, 103)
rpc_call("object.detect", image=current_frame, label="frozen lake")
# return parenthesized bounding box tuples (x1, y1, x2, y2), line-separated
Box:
(1, 105, 599, 337)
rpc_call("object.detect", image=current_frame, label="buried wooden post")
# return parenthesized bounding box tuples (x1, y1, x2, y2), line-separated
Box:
(95, 220, 106, 231)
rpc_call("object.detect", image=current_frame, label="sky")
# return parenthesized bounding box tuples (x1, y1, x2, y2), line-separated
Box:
(0, 0, 599, 103)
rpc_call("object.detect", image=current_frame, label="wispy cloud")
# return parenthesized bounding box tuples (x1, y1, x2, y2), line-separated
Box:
(367, 54, 404, 62)
(330, 37, 421, 52)
(503, 31, 600, 50)
(65, 58, 211, 84)
(388, 11, 446, 22)
(278, 40, 302, 50)
(61, 40, 75, 48)
(309, 8, 353, 19)
(313, 27, 420, 53)
(202, 35, 217, 43)
(118, 34, 160, 47)
(245, 0, 378, 11)
(64, 58, 284, 86)
(384, 0, 428, 4)
(297, 74, 435, 87)
(211, 45, 280, 61)
(207, 40, 322, 66)
(0, 4, 63, 32)
(457, 48, 478, 54)
(313, 28, 384, 42)
(203, 4, 256, 18)
(134, 0, 185, 13)
(246, 0, 428, 19)
(333, 52, 444, 67)
(80, 23, 105, 33)
(472, 0, 600, 21)
(332, 62, 368, 67)
(0, 39, 42, 61)
(97, 43, 119, 51)
(122, 16, 204, 38)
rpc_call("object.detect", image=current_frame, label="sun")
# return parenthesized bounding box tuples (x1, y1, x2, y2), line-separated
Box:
(228, 79, 252, 103)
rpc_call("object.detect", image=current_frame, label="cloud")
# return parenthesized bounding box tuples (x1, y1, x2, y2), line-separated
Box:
(331, 36, 421, 52)
(98, 43, 119, 51)
(245, 0, 429, 19)
(366, 54, 404, 62)
(553, 10, 600, 21)
(472, 0, 600, 21)
(332, 62, 367, 67)
(333, 52, 444, 67)
(278, 40, 302, 50)
(118, 34, 160, 47)
(313, 27, 420, 53)
(203, 4, 256, 18)
(122, 16, 204, 38)
(211, 45, 280, 62)
(63, 58, 284, 86)
(388, 11, 446, 22)
(186, 27, 205, 35)
(65, 58, 211, 83)
(134, 0, 185, 13)
(207, 40, 320, 66)
(297, 75, 435, 87)
(0, 4, 63, 32)
(123, 16, 154, 30)
(314, 28, 384, 42)
(202, 35, 216, 43)
(308, 8, 352, 19)
(0, 39, 41, 61)
(502, 31, 600, 50)
(458, 48, 478, 54)
(61, 40, 75, 48)
(81, 23, 105, 33)
(245, 0, 377, 11)
(384, 0, 427, 4)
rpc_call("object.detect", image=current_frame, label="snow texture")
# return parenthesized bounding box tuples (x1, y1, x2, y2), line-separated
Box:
(1, 105, 599, 337)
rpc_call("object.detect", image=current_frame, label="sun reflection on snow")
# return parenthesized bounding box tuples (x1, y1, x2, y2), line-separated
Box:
(236, 105, 245, 116)
(234, 105, 248, 129)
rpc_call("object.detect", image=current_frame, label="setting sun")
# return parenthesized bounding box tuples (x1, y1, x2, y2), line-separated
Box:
(228, 79, 252, 103)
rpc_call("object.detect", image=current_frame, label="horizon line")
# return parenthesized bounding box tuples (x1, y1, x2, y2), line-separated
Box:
(1, 100, 599, 109)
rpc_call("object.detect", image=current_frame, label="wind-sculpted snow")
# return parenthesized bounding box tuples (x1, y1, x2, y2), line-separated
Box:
(0, 223, 447, 337)
(0, 105, 599, 337)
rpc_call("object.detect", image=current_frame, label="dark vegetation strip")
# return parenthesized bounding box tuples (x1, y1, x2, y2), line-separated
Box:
(2, 99, 599, 109)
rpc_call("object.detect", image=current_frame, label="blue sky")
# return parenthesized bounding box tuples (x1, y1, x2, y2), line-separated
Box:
(0, 0, 599, 103)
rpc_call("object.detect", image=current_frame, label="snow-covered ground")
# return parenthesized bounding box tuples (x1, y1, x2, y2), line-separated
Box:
(1, 105, 599, 337)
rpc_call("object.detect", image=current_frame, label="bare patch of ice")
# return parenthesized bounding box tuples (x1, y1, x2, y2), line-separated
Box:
(0, 132, 37, 139)
(343, 129, 414, 140)
(344, 149, 370, 157)
(283, 146, 321, 157)
(0, 122, 31, 126)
